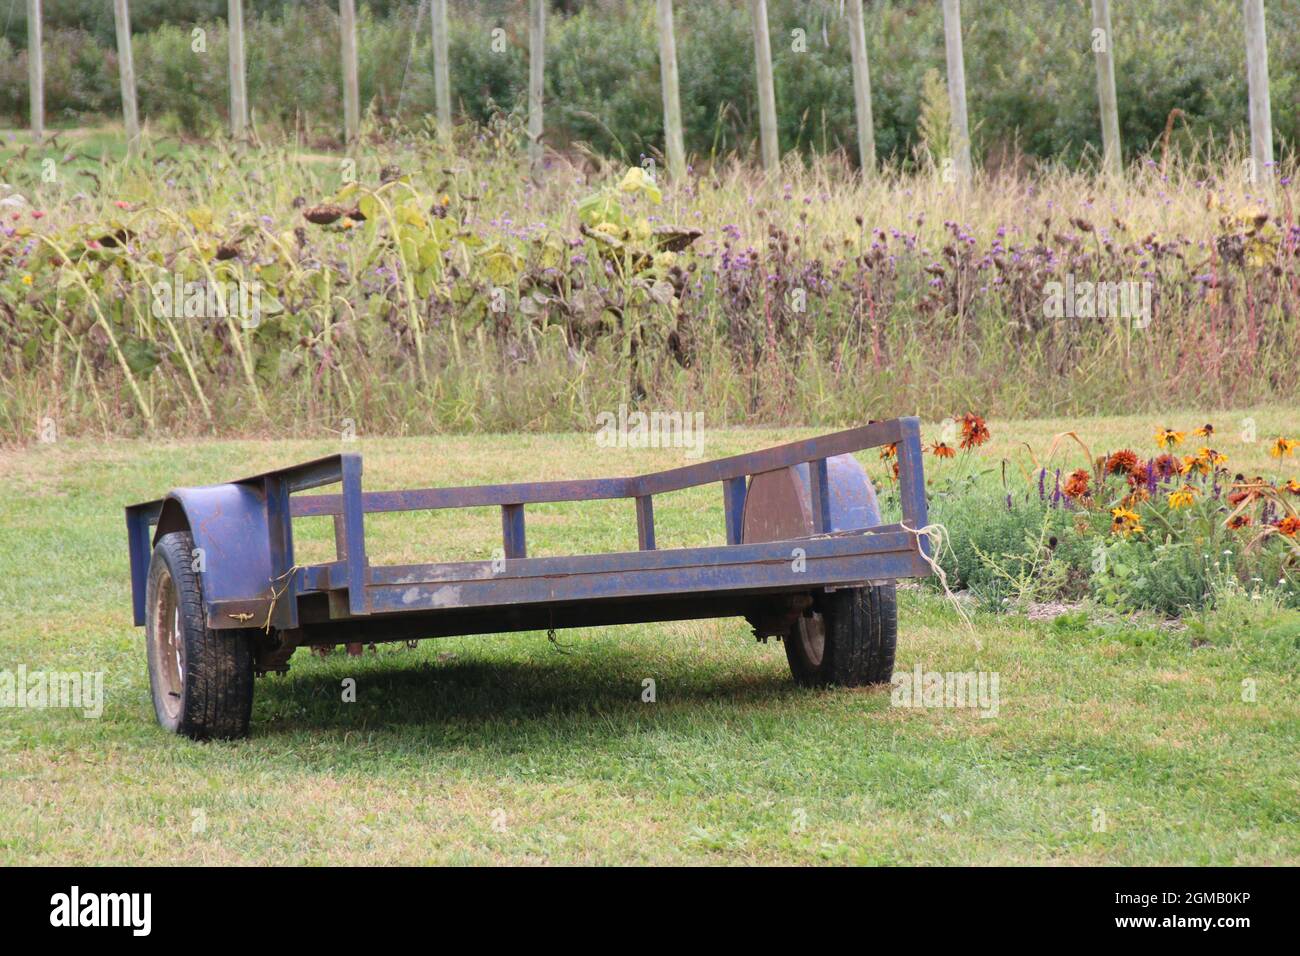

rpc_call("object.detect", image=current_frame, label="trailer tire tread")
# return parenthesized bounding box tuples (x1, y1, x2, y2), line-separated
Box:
(785, 584, 897, 688)
(147, 531, 255, 740)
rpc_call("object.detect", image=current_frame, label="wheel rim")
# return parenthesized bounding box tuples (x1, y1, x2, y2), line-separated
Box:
(151, 566, 185, 720)
(797, 614, 825, 668)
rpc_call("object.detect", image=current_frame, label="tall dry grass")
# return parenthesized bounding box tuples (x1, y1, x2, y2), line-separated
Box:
(0, 123, 1296, 443)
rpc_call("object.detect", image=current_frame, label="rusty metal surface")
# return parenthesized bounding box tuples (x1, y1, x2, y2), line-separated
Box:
(742, 454, 883, 544)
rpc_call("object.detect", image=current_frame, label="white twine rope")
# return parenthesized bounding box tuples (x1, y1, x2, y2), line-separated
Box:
(900, 520, 980, 648)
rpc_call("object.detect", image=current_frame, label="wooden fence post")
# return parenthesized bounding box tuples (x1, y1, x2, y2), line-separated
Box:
(846, 0, 875, 173)
(528, 0, 545, 183)
(26, 0, 43, 141)
(113, 0, 140, 147)
(941, 0, 971, 182)
(340, 0, 361, 144)
(227, 0, 248, 138)
(749, 0, 779, 171)
(431, 0, 452, 142)
(1090, 0, 1121, 177)
(656, 0, 686, 181)
(1243, 0, 1273, 189)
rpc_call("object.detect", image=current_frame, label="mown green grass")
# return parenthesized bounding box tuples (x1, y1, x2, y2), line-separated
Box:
(0, 125, 191, 184)
(1, 417, 1297, 864)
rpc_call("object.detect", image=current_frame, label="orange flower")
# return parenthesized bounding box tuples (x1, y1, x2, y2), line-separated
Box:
(929, 441, 956, 459)
(1277, 517, 1300, 537)
(1105, 449, 1140, 476)
(957, 413, 990, 450)
(1226, 514, 1252, 530)
(879, 442, 898, 460)
(1121, 488, 1151, 506)
(1193, 423, 1214, 438)
(1227, 479, 1267, 507)
(1062, 468, 1090, 500)
(1285, 479, 1300, 495)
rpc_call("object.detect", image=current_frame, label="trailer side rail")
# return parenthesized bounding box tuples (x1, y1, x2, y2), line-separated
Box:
(127, 418, 928, 628)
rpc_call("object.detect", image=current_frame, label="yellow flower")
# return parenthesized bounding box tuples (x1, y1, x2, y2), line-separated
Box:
(21, 273, 33, 286)
(1167, 486, 1197, 510)
(1197, 447, 1228, 466)
(1269, 437, 1299, 459)
(1154, 428, 1185, 449)
(1110, 506, 1144, 537)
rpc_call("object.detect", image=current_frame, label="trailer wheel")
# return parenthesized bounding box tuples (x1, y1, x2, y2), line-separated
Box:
(785, 585, 897, 688)
(145, 531, 255, 740)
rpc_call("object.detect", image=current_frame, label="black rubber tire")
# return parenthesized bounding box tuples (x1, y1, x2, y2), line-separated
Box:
(784, 584, 897, 688)
(145, 531, 256, 740)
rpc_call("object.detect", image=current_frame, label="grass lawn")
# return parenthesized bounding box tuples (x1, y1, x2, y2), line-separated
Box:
(1, 410, 1298, 864)
(0, 125, 193, 188)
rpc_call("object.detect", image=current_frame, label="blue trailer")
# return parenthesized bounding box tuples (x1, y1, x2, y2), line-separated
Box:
(126, 418, 931, 738)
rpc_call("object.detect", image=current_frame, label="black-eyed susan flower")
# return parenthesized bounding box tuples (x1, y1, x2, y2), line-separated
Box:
(1269, 437, 1299, 459)
(1277, 516, 1300, 538)
(1110, 506, 1144, 537)
(1193, 423, 1214, 438)
(1154, 428, 1185, 449)
(929, 441, 956, 459)
(1168, 485, 1198, 509)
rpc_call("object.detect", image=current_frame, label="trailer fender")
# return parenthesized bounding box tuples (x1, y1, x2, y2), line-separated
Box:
(147, 484, 279, 629)
(741, 454, 883, 544)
